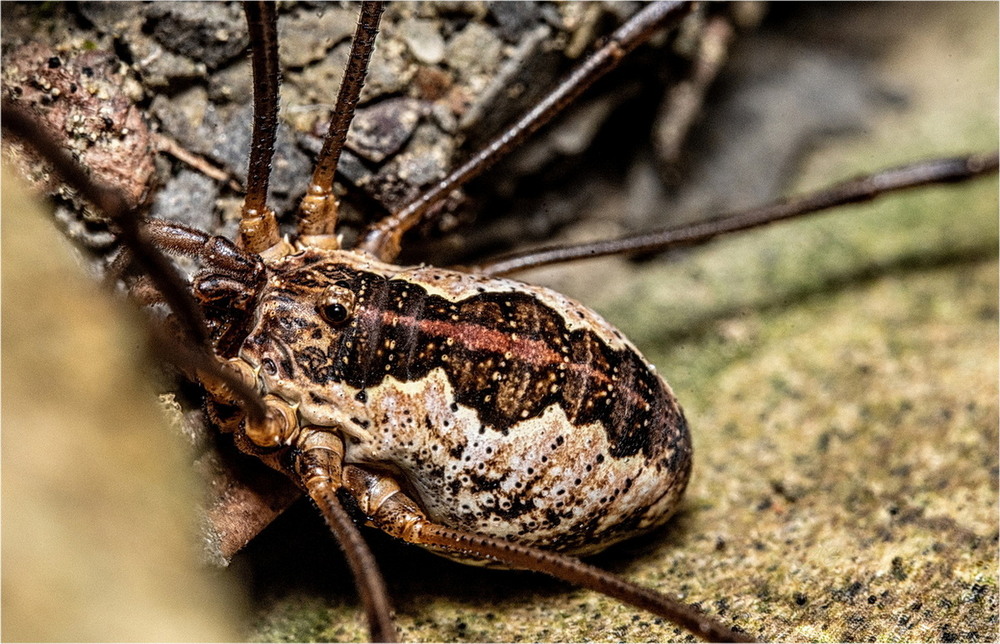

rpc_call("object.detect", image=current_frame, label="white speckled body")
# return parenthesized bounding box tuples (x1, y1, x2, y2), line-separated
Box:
(242, 248, 692, 556)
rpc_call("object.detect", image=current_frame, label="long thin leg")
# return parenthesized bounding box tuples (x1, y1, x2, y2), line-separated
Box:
(356, 1, 694, 262)
(414, 523, 750, 642)
(1, 100, 210, 348)
(298, 1, 386, 243)
(292, 432, 398, 643)
(342, 464, 751, 643)
(473, 151, 1000, 276)
(240, 1, 282, 254)
(0, 107, 268, 419)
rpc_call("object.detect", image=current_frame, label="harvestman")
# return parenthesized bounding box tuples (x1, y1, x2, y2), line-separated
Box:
(3, 1, 997, 641)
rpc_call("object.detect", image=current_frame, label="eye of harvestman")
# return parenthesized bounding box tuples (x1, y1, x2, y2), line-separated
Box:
(317, 286, 355, 327)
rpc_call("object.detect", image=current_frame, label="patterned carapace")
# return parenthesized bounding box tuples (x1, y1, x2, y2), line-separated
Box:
(230, 247, 692, 556)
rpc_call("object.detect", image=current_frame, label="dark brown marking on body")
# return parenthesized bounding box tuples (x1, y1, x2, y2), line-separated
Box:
(262, 258, 688, 459)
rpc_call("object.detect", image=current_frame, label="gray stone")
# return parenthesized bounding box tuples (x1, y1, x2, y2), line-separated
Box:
(400, 18, 446, 66)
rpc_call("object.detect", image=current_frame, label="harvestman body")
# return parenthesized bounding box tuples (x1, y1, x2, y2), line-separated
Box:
(3, 1, 996, 641)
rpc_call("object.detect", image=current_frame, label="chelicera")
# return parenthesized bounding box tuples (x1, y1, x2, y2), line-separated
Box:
(3, 2, 997, 642)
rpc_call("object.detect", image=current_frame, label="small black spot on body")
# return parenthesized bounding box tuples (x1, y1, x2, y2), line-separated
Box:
(544, 508, 565, 528)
